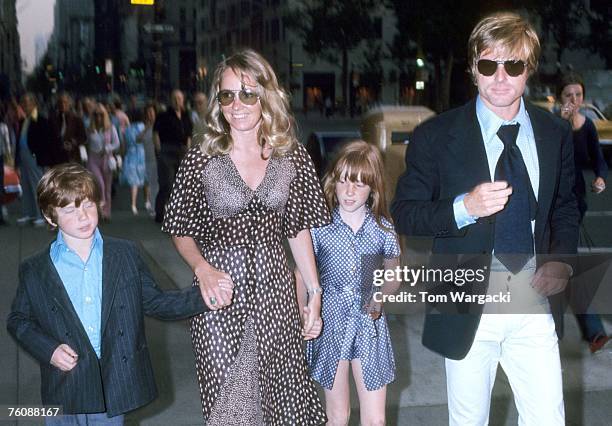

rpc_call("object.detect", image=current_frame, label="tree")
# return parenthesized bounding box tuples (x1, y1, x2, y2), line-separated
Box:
(389, 0, 518, 111)
(587, 0, 612, 67)
(287, 0, 379, 113)
(355, 39, 385, 108)
(523, 0, 583, 65)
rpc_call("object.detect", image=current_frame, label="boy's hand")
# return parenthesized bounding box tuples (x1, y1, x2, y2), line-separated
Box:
(302, 306, 322, 340)
(195, 262, 235, 310)
(50, 344, 78, 371)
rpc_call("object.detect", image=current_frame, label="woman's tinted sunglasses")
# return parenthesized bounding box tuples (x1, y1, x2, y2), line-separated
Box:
(217, 88, 260, 106)
(477, 59, 526, 77)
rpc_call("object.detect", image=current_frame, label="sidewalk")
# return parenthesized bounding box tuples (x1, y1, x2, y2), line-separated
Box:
(1, 193, 611, 425)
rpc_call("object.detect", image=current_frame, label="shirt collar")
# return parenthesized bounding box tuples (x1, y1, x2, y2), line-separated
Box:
(51, 227, 103, 260)
(476, 95, 529, 146)
(332, 206, 374, 234)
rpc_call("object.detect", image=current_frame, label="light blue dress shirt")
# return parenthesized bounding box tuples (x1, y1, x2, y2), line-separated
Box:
(453, 96, 539, 272)
(50, 228, 104, 358)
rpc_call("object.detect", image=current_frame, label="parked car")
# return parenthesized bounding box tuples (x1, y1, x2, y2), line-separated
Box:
(360, 106, 436, 202)
(304, 131, 361, 177)
(304, 106, 437, 201)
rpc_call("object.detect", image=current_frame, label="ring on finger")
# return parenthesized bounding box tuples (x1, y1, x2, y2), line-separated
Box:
(209, 297, 217, 306)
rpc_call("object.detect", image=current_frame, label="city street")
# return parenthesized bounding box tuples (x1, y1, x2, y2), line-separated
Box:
(1, 115, 612, 425)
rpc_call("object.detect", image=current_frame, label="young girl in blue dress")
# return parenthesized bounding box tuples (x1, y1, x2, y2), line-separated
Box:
(297, 140, 401, 425)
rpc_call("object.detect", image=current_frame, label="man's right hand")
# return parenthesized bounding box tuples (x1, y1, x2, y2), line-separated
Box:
(464, 181, 513, 218)
(50, 344, 78, 371)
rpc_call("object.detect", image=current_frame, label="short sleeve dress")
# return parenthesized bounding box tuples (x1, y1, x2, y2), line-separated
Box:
(307, 208, 400, 391)
(162, 143, 330, 425)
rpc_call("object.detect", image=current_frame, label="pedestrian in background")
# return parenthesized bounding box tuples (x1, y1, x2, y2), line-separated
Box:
(16, 93, 63, 226)
(557, 71, 610, 353)
(86, 104, 120, 221)
(190, 91, 208, 134)
(141, 103, 158, 217)
(301, 140, 400, 426)
(81, 97, 96, 130)
(50, 93, 87, 163)
(153, 89, 192, 223)
(0, 103, 10, 225)
(120, 119, 147, 215)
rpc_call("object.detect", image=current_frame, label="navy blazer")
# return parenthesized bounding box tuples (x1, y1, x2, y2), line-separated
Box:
(391, 99, 580, 360)
(7, 236, 208, 416)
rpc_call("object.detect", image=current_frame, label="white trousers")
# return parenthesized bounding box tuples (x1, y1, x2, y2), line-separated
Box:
(445, 314, 564, 426)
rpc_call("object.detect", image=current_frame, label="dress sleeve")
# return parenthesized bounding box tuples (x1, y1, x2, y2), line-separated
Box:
(283, 143, 331, 238)
(161, 146, 213, 240)
(310, 228, 320, 257)
(585, 118, 608, 180)
(382, 221, 401, 259)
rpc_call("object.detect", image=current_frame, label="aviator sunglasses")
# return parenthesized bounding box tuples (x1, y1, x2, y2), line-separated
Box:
(477, 59, 526, 77)
(217, 87, 260, 106)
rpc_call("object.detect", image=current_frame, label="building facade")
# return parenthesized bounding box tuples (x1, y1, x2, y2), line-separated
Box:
(0, 0, 22, 97)
(194, 0, 403, 112)
(49, 0, 95, 90)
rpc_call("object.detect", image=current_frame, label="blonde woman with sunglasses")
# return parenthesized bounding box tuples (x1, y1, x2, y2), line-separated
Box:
(162, 49, 329, 425)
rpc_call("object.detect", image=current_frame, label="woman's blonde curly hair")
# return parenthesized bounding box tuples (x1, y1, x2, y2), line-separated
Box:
(197, 49, 297, 158)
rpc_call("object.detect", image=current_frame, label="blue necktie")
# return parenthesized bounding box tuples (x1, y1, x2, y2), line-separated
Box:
(494, 123, 537, 274)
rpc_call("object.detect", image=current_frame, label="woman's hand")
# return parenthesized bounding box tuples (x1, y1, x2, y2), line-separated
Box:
(302, 304, 322, 340)
(592, 177, 606, 194)
(302, 294, 321, 339)
(194, 261, 235, 310)
(560, 102, 576, 121)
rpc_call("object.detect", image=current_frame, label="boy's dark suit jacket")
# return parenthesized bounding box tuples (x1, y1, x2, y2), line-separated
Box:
(7, 237, 208, 416)
(391, 99, 579, 360)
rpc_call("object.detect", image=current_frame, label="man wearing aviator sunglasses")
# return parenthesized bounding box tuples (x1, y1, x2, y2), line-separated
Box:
(392, 12, 578, 425)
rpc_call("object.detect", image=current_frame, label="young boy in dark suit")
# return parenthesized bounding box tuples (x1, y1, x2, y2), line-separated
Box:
(7, 163, 233, 425)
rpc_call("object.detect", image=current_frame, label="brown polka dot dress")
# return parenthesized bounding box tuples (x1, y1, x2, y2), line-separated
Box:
(162, 143, 330, 425)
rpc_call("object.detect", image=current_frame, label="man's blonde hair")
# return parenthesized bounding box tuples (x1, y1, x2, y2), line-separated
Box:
(468, 12, 540, 81)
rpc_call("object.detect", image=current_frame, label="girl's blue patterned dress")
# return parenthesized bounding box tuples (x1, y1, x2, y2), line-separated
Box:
(306, 207, 400, 391)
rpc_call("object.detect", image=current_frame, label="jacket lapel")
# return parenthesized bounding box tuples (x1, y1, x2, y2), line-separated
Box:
(100, 240, 120, 337)
(447, 100, 491, 184)
(527, 104, 557, 228)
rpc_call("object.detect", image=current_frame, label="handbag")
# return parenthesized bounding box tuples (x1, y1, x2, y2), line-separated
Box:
(104, 128, 122, 172)
(108, 154, 118, 171)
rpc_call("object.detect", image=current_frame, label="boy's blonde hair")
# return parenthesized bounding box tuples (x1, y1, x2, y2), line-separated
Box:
(37, 163, 101, 225)
(323, 140, 393, 230)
